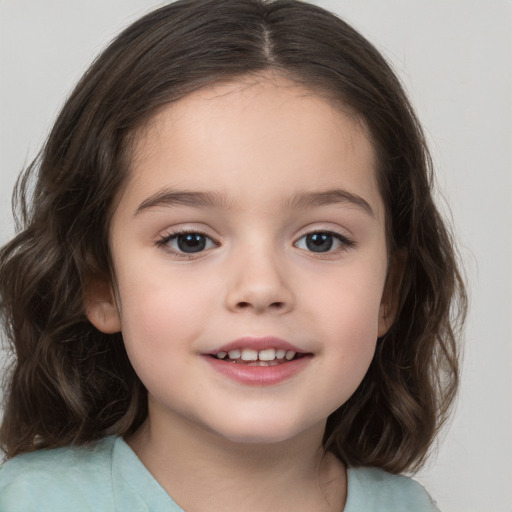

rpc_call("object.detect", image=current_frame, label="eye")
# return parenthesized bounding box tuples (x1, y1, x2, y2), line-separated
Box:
(295, 231, 354, 253)
(159, 231, 217, 255)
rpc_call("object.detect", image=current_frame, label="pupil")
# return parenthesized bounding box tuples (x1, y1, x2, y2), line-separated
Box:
(177, 234, 206, 253)
(306, 233, 333, 252)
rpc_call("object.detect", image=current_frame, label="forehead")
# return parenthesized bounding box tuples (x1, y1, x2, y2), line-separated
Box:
(120, 74, 384, 220)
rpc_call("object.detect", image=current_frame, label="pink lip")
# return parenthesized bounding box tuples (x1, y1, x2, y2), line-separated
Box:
(205, 336, 304, 355)
(202, 336, 312, 386)
(203, 355, 311, 386)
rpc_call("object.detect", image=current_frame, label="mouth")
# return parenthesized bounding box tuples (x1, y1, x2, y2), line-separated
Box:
(203, 337, 311, 386)
(210, 348, 305, 366)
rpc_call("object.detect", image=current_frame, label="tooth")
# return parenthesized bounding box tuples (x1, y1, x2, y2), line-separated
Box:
(285, 350, 296, 360)
(216, 351, 227, 359)
(276, 349, 286, 359)
(241, 348, 258, 361)
(258, 348, 276, 361)
(228, 349, 241, 359)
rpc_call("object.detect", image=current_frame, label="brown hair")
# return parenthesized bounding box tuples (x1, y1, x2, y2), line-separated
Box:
(0, 0, 466, 472)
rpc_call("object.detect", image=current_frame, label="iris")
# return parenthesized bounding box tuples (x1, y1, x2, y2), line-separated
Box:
(305, 233, 333, 252)
(177, 233, 207, 253)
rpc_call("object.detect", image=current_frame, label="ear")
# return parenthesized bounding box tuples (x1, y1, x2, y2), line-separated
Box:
(84, 278, 121, 333)
(378, 249, 407, 337)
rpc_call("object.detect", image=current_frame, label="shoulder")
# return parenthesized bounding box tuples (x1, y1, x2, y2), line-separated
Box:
(0, 436, 117, 512)
(345, 467, 441, 512)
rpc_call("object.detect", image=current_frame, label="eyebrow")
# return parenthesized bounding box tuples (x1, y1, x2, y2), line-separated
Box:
(287, 189, 375, 217)
(134, 187, 374, 217)
(134, 189, 233, 216)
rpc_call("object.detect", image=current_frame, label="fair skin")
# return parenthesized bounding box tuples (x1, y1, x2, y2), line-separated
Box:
(87, 74, 397, 512)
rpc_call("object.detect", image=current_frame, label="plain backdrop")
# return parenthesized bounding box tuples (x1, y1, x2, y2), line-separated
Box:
(1, 1, 511, 511)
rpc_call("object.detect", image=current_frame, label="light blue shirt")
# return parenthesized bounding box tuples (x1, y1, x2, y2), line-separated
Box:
(0, 436, 440, 511)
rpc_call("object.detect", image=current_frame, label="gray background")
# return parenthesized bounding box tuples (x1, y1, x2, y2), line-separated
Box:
(1, 1, 511, 511)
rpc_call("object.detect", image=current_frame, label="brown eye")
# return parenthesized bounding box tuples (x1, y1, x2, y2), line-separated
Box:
(160, 231, 217, 255)
(295, 231, 354, 253)
(176, 233, 207, 253)
(305, 233, 333, 252)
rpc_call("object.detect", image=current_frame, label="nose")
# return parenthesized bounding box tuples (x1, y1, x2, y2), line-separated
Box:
(224, 246, 295, 315)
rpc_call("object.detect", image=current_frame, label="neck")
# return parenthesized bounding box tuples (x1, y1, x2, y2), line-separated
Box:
(127, 407, 346, 512)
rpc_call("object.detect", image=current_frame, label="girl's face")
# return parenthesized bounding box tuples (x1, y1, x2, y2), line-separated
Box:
(89, 75, 394, 445)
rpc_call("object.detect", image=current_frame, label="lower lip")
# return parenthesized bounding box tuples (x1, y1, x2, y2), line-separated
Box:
(203, 355, 312, 386)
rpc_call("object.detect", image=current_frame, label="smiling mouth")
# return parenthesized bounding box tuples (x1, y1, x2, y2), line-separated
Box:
(212, 348, 305, 366)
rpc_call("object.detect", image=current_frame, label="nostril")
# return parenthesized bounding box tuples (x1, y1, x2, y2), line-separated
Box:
(235, 301, 285, 311)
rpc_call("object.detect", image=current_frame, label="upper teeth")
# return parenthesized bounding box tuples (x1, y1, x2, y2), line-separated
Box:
(218, 348, 296, 361)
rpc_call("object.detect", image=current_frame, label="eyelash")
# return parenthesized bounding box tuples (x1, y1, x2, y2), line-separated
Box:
(157, 228, 219, 259)
(295, 230, 355, 256)
(156, 229, 355, 258)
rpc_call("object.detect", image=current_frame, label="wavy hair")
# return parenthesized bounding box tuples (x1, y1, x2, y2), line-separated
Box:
(0, 0, 466, 471)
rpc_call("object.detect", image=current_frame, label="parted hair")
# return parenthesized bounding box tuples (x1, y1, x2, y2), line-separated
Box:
(0, 0, 466, 472)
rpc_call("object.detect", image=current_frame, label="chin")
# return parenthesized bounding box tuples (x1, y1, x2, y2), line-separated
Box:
(208, 415, 321, 447)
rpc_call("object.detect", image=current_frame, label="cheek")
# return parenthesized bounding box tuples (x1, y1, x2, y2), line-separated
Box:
(115, 270, 210, 361)
(115, 279, 201, 403)
(300, 259, 386, 388)
(326, 297, 379, 377)
(303, 258, 386, 336)
(318, 298, 380, 410)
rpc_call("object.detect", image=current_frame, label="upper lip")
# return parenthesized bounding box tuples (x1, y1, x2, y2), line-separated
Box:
(204, 336, 306, 355)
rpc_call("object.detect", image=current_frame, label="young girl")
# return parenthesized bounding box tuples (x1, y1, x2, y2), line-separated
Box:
(0, 0, 466, 510)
